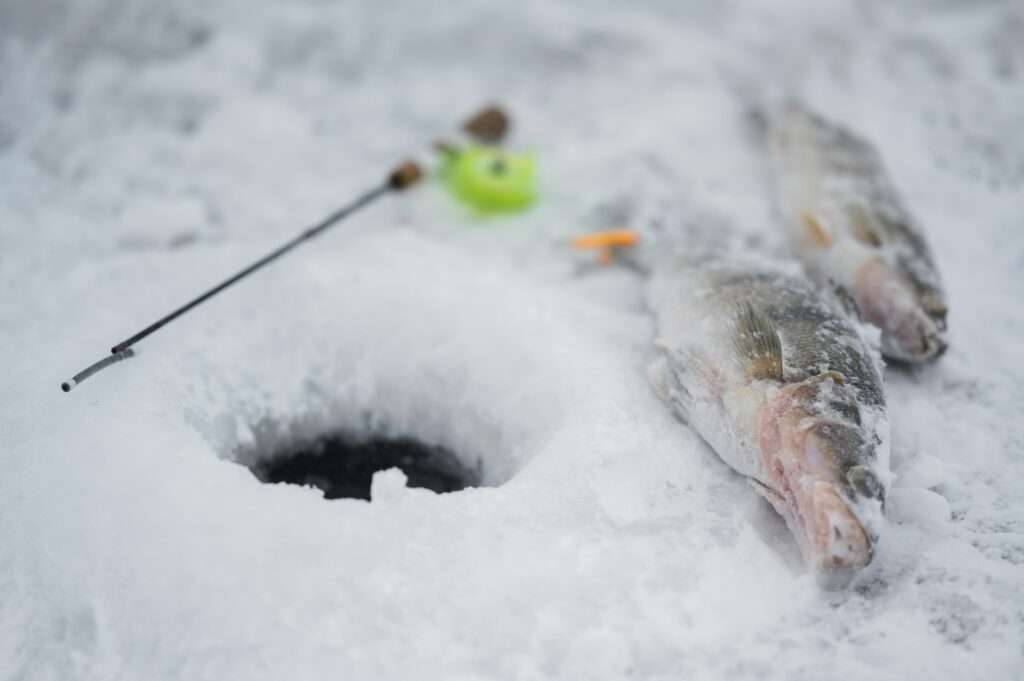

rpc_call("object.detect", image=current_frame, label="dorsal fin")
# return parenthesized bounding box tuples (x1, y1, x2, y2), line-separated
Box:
(733, 304, 784, 381)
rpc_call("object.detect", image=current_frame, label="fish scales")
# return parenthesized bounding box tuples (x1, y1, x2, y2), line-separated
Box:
(649, 254, 889, 586)
(767, 103, 948, 362)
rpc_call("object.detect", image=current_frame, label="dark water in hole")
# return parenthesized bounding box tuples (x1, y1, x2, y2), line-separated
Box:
(253, 434, 480, 500)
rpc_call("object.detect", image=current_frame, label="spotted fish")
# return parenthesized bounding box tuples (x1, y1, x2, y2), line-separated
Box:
(767, 103, 948, 362)
(648, 254, 890, 586)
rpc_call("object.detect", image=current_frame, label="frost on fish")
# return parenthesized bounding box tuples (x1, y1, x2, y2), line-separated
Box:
(767, 103, 948, 362)
(648, 254, 890, 587)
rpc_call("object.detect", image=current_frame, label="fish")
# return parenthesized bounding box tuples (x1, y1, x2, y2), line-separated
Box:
(766, 103, 948, 362)
(647, 253, 890, 587)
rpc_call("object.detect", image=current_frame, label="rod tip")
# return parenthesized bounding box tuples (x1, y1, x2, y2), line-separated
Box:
(61, 379, 76, 393)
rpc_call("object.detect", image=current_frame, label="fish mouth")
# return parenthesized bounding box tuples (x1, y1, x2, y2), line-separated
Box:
(854, 259, 948, 362)
(751, 475, 874, 587)
(879, 308, 947, 362)
(755, 403, 880, 587)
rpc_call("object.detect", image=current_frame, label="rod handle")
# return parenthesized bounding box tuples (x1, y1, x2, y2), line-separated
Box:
(388, 161, 423, 190)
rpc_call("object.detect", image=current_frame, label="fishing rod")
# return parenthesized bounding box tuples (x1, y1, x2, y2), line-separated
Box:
(61, 105, 510, 393)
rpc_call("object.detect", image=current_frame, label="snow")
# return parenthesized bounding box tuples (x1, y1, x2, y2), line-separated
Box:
(2, 1, 1023, 679)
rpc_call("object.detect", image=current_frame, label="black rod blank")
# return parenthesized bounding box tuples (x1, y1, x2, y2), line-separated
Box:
(110, 182, 390, 355)
(61, 350, 135, 393)
(61, 160, 423, 393)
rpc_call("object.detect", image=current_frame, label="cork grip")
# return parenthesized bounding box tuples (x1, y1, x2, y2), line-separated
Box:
(388, 161, 423, 190)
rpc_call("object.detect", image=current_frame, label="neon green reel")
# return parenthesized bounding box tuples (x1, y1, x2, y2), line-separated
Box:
(443, 144, 537, 214)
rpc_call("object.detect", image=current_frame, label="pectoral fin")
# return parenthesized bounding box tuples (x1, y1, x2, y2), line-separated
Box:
(801, 211, 832, 248)
(648, 350, 703, 425)
(733, 304, 784, 381)
(747, 476, 787, 515)
(849, 206, 883, 247)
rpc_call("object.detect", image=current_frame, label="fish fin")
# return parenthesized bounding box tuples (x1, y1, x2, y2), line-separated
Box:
(647, 356, 672, 401)
(733, 304, 784, 382)
(648, 350, 704, 425)
(801, 211, 833, 248)
(849, 206, 883, 247)
(747, 477, 787, 515)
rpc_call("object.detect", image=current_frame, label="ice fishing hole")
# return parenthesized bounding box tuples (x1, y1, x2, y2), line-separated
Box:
(248, 432, 483, 501)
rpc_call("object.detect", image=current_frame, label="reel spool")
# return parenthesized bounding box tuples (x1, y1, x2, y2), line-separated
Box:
(436, 106, 538, 215)
(443, 144, 537, 214)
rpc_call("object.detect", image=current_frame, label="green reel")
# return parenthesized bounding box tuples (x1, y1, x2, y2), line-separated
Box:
(442, 144, 537, 214)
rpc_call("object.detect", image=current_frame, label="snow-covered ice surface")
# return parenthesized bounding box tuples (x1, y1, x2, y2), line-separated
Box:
(2, 1, 1023, 679)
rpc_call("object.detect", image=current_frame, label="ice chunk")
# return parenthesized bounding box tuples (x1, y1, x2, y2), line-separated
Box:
(370, 467, 410, 504)
(889, 487, 952, 530)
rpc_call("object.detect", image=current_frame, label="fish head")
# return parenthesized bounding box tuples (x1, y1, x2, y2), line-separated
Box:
(853, 257, 947, 361)
(800, 422, 885, 584)
(765, 384, 886, 587)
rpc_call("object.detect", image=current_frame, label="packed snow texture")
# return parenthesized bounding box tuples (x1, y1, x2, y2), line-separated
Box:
(2, 1, 1023, 679)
